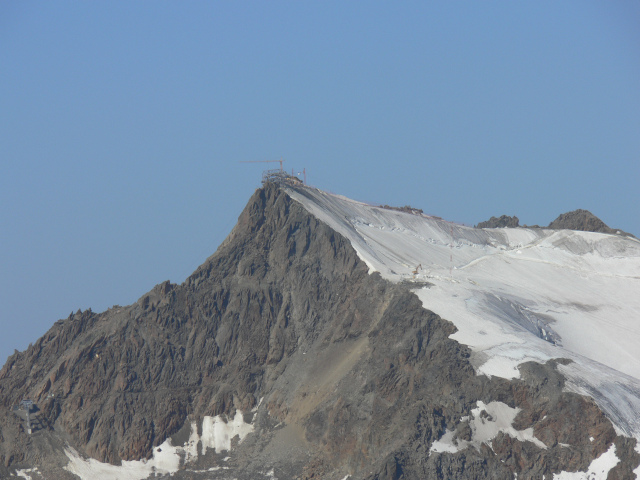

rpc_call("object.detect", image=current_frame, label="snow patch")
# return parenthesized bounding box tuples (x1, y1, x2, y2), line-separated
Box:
(430, 429, 461, 454)
(430, 400, 545, 455)
(183, 419, 199, 464)
(189, 466, 230, 473)
(65, 442, 177, 480)
(253, 396, 264, 412)
(64, 411, 254, 480)
(201, 410, 255, 455)
(552, 443, 619, 479)
(15, 468, 39, 480)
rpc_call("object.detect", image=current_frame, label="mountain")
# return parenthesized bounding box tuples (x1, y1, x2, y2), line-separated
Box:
(1, 182, 640, 479)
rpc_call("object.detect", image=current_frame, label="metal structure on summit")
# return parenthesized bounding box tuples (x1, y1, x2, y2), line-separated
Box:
(291, 167, 306, 185)
(240, 158, 306, 186)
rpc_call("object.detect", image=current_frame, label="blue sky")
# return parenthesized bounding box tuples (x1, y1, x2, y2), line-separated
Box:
(1, 2, 638, 363)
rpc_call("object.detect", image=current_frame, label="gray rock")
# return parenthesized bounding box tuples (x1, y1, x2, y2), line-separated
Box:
(476, 215, 520, 229)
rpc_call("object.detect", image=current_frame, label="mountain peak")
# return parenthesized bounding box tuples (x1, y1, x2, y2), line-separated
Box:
(548, 209, 612, 233)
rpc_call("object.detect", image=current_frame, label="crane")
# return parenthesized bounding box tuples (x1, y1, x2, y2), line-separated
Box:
(239, 157, 284, 171)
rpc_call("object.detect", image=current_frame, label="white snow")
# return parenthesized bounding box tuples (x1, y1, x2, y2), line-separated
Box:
(430, 400, 545, 454)
(15, 468, 39, 480)
(189, 466, 230, 473)
(286, 186, 640, 440)
(64, 411, 254, 480)
(552, 443, 619, 479)
(430, 429, 463, 454)
(471, 401, 546, 449)
(253, 396, 264, 412)
(65, 443, 176, 480)
(201, 410, 255, 455)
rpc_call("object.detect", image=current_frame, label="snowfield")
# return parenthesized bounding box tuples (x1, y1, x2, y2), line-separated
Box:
(64, 412, 254, 480)
(286, 186, 640, 441)
(552, 443, 619, 479)
(430, 400, 546, 454)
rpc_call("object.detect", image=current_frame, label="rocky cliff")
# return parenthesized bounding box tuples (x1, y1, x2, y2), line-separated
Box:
(476, 215, 520, 229)
(477, 209, 635, 237)
(0, 183, 638, 479)
(548, 209, 623, 235)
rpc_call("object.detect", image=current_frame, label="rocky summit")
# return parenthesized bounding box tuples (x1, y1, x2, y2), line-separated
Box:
(476, 215, 520, 229)
(547, 209, 630, 236)
(477, 209, 634, 237)
(1, 182, 639, 479)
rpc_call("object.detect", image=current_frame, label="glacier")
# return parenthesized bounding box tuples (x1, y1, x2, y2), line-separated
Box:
(285, 185, 640, 441)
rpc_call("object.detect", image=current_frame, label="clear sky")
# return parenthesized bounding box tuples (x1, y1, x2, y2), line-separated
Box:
(1, 2, 639, 363)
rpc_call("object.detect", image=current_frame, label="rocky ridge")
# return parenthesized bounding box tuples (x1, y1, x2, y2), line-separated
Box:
(476, 215, 520, 229)
(476, 209, 634, 237)
(0, 183, 638, 479)
(548, 209, 625, 235)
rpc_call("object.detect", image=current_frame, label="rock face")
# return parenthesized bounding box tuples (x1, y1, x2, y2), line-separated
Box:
(0, 184, 638, 479)
(476, 215, 520, 229)
(548, 209, 616, 234)
(478, 209, 635, 237)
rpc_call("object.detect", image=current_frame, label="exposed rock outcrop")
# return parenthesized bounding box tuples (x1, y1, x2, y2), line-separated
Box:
(476, 215, 520, 229)
(549, 209, 617, 234)
(477, 209, 635, 237)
